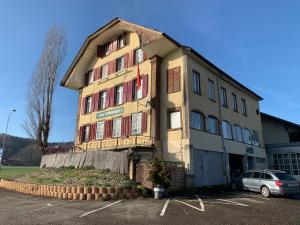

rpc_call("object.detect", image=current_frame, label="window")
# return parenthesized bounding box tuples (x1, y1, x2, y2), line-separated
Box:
(208, 79, 215, 101)
(131, 112, 142, 135)
(253, 172, 262, 179)
(207, 116, 219, 134)
(243, 128, 252, 144)
(232, 93, 238, 112)
(233, 125, 243, 142)
(241, 98, 247, 116)
(85, 70, 94, 86)
(115, 85, 123, 105)
(83, 125, 90, 142)
(168, 109, 181, 129)
(263, 173, 273, 180)
(135, 48, 144, 64)
(99, 91, 107, 110)
(256, 157, 266, 164)
(112, 118, 122, 138)
(272, 153, 300, 175)
(85, 96, 92, 113)
(117, 56, 125, 72)
(192, 71, 201, 95)
(222, 120, 232, 139)
(96, 121, 104, 140)
(252, 131, 260, 146)
(220, 87, 227, 107)
(133, 79, 143, 100)
(117, 34, 125, 49)
(167, 67, 181, 93)
(101, 64, 108, 79)
(243, 172, 252, 178)
(190, 111, 205, 131)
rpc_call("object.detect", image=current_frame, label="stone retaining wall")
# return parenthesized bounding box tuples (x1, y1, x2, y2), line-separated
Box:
(0, 179, 139, 201)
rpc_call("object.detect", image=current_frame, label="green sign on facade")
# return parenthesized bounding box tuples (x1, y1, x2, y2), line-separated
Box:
(96, 107, 124, 119)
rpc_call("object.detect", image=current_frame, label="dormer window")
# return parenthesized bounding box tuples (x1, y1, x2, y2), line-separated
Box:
(117, 34, 126, 49)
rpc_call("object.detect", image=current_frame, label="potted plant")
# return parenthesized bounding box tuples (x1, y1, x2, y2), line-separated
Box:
(148, 158, 171, 199)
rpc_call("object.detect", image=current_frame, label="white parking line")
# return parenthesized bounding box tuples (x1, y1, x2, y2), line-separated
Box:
(239, 193, 270, 201)
(29, 200, 74, 213)
(216, 199, 249, 207)
(79, 200, 122, 218)
(173, 199, 204, 212)
(160, 199, 170, 216)
(195, 195, 205, 212)
(234, 197, 264, 204)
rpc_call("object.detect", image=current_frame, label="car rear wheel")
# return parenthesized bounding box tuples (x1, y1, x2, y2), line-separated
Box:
(261, 186, 270, 198)
(231, 182, 238, 191)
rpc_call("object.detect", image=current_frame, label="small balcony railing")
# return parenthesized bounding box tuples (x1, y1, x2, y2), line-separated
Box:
(76, 136, 155, 151)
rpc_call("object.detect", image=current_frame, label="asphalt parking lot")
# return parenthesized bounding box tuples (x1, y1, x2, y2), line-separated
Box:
(0, 188, 300, 225)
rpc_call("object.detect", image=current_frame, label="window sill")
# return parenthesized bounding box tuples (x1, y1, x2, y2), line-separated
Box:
(209, 98, 216, 103)
(167, 128, 182, 131)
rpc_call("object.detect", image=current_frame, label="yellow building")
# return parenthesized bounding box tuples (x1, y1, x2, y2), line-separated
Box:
(61, 18, 267, 187)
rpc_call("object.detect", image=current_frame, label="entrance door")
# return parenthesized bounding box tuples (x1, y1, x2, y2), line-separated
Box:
(229, 154, 244, 178)
(194, 153, 204, 187)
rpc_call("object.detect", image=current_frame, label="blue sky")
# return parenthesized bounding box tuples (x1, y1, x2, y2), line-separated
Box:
(0, 0, 299, 142)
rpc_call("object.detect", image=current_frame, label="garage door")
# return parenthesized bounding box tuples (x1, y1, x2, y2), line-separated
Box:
(193, 150, 224, 187)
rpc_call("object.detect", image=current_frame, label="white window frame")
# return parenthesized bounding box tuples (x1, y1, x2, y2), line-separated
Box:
(192, 72, 201, 94)
(242, 98, 247, 116)
(131, 112, 142, 135)
(135, 48, 143, 64)
(222, 120, 232, 139)
(115, 85, 123, 105)
(112, 118, 122, 138)
(191, 111, 204, 131)
(99, 91, 107, 110)
(86, 96, 92, 113)
(83, 125, 90, 142)
(252, 130, 260, 146)
(87, 70, 94, 85)
(243, 128, 252, 144)
(169, 110, 181, 129)
(220, 88, 227, 107)
(208, 79, 215, 100)
(233, 125, 243, 142)
(117, 56, 125, 72)
(96, 121, 104, 140)
(207, 116, 219, 134)
(101, 64, 108, 79)
(134, 79, 143, 100)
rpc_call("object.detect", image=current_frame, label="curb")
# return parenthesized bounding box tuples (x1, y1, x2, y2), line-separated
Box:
(0, 179, 140, 201)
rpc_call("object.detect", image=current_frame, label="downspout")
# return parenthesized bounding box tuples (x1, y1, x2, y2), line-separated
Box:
(216, 75, 230, 185)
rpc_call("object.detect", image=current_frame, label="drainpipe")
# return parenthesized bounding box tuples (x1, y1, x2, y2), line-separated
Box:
(216, 75, 230, 185)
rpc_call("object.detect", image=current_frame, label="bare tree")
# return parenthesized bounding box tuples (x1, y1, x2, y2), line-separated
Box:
(23, 26, 66, 155)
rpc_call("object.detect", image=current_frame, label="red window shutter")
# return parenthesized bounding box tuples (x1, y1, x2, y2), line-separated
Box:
(97, 45, 103, 58)
(109, 87, 115, 107)
(105, 89, 109, 108)
(142, 75, 148, 98)
(122, 82, 128, 103)
(108, 42, 113, 55)
(113, 39, 118, 52)
(127, 116, 131, 136)
(93, 93, 99, 111)
(142, 112, 147, 133)
(124, 53, 129, 68)
(143, 50, 147, 61)
(93, 123, 97, 140)
(107, 61, 111, 75)
(104, 120, 112, 138)
(88, 124, 93, 141)
(127, 80, 133, 102)
(167, 69, 174, 93)
(79, 126, 84, 143)
(121, 117, 126, 137)
(173, 67, 181, 92)
(93, 68, 97, 81)
(112, 60, 116, 74)
(128, 50, 135, 67)
(81, 97, 86, 115)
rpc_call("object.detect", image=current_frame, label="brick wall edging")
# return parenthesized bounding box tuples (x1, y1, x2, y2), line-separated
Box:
(0, 179, 139, 201)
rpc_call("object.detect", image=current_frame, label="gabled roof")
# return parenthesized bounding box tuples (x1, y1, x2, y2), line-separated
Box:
(261, 112, 300, 129)
(60, 17, 263, 100)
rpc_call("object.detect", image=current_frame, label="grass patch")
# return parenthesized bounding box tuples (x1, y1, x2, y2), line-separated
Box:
(0, 166, 39, 180)
(13, 167, 136, 188)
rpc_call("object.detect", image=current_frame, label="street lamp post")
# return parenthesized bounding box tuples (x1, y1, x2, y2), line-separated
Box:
(0, 109, 16, 167)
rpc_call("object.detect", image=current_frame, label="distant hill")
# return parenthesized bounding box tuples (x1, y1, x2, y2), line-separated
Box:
(0, 134, 73, 166)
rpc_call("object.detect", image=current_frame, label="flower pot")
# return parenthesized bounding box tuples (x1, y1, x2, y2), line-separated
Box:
(153, 187, 164, 199)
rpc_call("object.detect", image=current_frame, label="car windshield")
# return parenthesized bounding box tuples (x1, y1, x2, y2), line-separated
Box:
(274, 172, 296, 181)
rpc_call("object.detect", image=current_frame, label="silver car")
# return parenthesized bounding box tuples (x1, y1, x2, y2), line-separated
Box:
(232, 169, 300, 197)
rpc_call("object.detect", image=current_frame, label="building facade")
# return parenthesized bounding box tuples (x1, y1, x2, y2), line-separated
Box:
(261, 113, 300, 180)
(61, 18, 267, 187)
